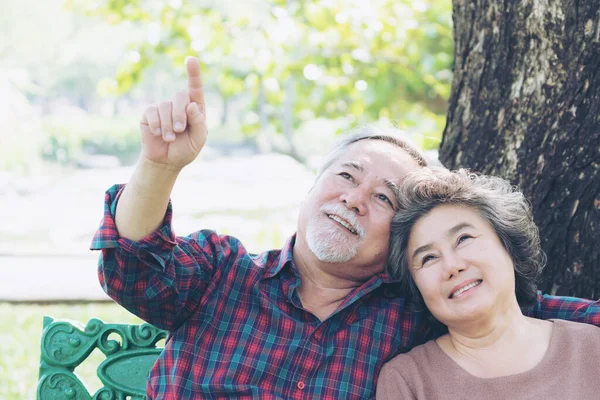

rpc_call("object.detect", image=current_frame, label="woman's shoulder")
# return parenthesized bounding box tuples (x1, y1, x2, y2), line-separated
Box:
(548, 319, 600, 359)
(378, 339, 456, 399)
(382, 339, 444, 373)
(551, 318, 600, 340)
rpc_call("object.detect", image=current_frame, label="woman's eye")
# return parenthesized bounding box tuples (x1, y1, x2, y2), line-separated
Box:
(421, 254, 435, 265)
(457, 234, 473, 245)
(421, 254, 436, 266)
(339, 172, 352, 180)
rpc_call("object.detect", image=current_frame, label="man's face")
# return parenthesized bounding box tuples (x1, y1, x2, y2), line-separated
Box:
(297, 140, 422, 282)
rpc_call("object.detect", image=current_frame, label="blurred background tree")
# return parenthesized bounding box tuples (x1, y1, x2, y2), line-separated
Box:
(1, 0, 148, 170)
(61, 0, 452, 163)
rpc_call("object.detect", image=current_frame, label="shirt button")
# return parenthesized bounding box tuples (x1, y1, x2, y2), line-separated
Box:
(297, 381, 306, 390)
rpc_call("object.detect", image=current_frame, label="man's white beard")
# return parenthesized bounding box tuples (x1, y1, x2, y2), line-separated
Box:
(305, 204, 365, 263)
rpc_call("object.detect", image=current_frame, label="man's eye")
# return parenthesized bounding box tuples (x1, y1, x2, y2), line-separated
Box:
(376, 193, 393, 206)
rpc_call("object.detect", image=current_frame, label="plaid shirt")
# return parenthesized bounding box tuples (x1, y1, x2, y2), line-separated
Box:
(92, 184, 600, 399)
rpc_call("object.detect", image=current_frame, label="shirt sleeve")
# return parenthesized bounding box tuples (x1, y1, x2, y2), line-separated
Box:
(376, 362, 416, 400)
(525, 291, 600, 326)
(91, 184, 237, 331)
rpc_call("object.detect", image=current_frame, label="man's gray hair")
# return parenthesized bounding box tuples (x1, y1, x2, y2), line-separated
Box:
(316, 124, 429, 181)
(387, 167, 545, 310)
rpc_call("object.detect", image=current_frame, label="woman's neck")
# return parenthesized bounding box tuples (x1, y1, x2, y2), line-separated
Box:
(438, 305, 553, 378)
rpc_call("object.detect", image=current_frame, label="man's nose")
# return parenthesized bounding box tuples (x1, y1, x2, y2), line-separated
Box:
(340, 186, 369, 215)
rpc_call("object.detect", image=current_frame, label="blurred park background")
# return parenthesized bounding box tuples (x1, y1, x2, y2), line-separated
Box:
(1, 0, 452, 397)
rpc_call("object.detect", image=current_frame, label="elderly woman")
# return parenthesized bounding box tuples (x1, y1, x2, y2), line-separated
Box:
(376, 168, 600, 399)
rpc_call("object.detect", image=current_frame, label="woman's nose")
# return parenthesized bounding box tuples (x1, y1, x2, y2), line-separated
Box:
(441, 252, 466, 279)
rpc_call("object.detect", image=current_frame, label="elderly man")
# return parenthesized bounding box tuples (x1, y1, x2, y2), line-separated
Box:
(92, 58, 600, 399)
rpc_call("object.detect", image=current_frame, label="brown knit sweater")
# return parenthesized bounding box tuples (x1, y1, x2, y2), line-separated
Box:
(376, 319, 600, 399)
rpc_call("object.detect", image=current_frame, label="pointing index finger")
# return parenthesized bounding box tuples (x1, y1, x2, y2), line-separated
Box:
(186, 56, 205, 112)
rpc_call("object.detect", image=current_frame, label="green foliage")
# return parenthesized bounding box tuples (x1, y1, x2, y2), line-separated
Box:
(68, 0, 453, 150)
(0, 0, 152, 171)
(42, 115, 141, 165)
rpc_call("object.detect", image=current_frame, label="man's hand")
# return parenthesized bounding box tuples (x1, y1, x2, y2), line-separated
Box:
(139, 57, 207, 170)
(115, 57, 207, 241)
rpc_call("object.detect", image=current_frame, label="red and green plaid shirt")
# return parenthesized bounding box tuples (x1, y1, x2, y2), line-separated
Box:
(92, 184, 600, 399)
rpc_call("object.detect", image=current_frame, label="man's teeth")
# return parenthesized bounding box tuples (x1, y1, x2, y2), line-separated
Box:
(451, 280, 482, 298)
(328, 214, 357, 234)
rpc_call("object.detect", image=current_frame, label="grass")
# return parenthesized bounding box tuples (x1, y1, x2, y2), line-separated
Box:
(0, 302, 144, 400)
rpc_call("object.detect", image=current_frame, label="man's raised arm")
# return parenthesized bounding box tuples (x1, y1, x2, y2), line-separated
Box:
(115, 57, 207, 241)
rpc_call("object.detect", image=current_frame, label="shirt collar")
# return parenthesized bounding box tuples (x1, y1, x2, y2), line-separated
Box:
(379, 270, 394, 283)
(262, 234, 296, 279)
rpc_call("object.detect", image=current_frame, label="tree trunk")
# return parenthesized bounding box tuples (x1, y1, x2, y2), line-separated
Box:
(440, 0, 600, 298)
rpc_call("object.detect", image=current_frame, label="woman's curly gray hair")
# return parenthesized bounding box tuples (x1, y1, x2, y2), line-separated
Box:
(387, 167, 546, 311)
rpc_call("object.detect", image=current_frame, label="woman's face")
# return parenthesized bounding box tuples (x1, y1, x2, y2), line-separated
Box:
(406, 204, 517, 327)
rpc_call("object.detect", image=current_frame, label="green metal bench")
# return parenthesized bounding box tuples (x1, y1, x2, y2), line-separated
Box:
(38, 316, 168, 400)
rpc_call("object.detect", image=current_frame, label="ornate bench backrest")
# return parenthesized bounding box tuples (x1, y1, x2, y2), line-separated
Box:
(38, 316, 168, 399)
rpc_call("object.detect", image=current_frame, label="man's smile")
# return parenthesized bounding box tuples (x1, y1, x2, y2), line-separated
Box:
(327, 213, 359, 235)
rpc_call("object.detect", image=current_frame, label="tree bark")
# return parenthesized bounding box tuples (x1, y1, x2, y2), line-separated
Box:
(440, 0, 600, 298)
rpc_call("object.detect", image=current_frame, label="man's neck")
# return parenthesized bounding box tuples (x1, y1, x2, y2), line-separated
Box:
(292, 241, 362, 321)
